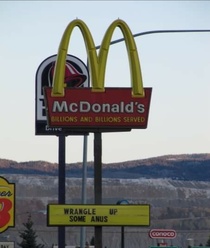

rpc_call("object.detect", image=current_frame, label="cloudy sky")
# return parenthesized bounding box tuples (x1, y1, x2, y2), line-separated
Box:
(1, 1, 210, 164)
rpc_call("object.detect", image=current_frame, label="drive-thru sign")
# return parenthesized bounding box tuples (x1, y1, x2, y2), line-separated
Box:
(35, 54, 89, 135)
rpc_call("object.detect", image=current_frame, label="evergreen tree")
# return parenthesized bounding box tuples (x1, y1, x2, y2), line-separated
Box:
(206, 235, 210, 246)
(90, 236, 95, 245)
(18, 214, 44, 248)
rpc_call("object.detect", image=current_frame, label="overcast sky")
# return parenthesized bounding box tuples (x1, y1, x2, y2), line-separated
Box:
(1, 1, 210, 164)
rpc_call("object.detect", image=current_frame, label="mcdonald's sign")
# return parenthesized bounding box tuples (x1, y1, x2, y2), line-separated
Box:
(44, 19, 152, 131)
(0, 177, 15, 233)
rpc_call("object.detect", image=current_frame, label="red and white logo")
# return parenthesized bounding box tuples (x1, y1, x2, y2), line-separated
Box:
(35, 54, 89, 135)
(149, 229, 177, 239)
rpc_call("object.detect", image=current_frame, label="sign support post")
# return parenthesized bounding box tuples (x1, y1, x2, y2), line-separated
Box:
(121, 227, 125, 248)
(94, 132, 102, 248)
(58, 135, 66, 248)
(80, 134, 88, 248)
(117, 200, 129, 248)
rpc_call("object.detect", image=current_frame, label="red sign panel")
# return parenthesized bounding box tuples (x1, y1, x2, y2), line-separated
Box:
(149, 229, 177, 239)
(44, 87, 152, 131)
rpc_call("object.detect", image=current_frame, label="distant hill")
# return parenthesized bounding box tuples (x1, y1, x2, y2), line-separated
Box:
(1, 153, 210, 181)
(2, 153, 210, 247)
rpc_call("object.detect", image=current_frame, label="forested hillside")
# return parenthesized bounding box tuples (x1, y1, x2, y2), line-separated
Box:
(1, 153, 210, 181)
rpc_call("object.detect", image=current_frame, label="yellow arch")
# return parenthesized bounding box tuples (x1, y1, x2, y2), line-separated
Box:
(98, 19, 144, 97)
(52, 19, 99, 96)
(52, 19, 144, 97)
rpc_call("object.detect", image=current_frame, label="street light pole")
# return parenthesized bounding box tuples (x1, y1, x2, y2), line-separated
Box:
(81, 27, 210, 248)
(96, 28, 210, 49)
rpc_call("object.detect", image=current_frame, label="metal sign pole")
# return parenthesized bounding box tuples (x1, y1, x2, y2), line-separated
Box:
(58, 135, 66, 248)
(121, 226, 125, 248)
(94, 132, 102, 248)
(80, 134, 88, 248)
(117, 200, 129, 248)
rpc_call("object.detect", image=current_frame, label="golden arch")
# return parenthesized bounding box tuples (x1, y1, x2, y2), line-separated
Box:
(52, 19, 145, 97)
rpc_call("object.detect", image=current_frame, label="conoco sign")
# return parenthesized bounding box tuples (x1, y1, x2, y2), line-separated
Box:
(149, 229, 177, 239)
(44, 19, 152, 132)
